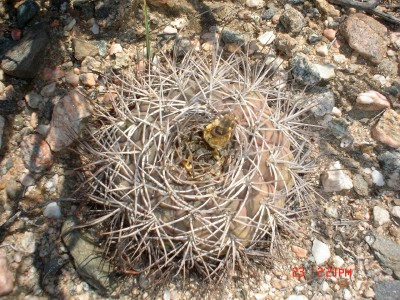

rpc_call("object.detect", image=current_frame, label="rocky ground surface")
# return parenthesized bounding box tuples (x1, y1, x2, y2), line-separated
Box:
(0, 0, 400, 299)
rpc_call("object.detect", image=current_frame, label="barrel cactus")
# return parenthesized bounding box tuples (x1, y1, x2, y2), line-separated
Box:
(79, 48, 315, 282)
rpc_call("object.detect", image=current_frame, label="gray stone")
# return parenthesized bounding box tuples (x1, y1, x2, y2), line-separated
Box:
(262, 7, 277, 20)
(374, 281, 400, 300)
(25, 91, 43, 109)
(0, 115, 4, 149)
(378, 58, 398, 76)
(275, 33, 296, 57)
(352, 174, 369, 196)
(308, 34, 321, 44)
(310, 88, 335, 117)
(17, 0, 40, 28)
(6, 179, 24, 201)
(378, 151, 400, 190)
(290, 54, 320, 85)
(340, 13, 388, 64)
(221, 29, 246, 45)
(313, 63, 336, 80)
(61, 217, 118, 293)
(373, 206, 390, 226)
(365, 233, 400, 278)
(72, 39, 99, 60)
(1, 23, 50, 79)
(280, 8, 305, 34)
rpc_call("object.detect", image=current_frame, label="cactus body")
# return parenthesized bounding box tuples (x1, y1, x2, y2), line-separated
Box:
(81, 49, 314, 280)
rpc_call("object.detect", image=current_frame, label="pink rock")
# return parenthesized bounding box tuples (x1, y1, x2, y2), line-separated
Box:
(372, 109, 400, 148)
(42, 66, 65, 81)
(291, 245, 308, 258)
(109, 43, 123, 55)
(30, 111, 39, 129)
(356, 91, 390, 111)
(340, 13, 388, 64)
(80, 73, 97, 87)
(0, 257, 14, 296)
(323, 28, 337, 41)
(65, 71, 79, 87)
(11, 28, 21, 41)
(20, 134, 53, 173)
(46, 89, 92, 152)
(272, 14, 280, 25)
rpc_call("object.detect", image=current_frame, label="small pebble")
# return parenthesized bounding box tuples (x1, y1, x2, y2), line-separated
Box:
(20, 173, 35, 187)
(373, 206, 390, 226)
(291, 245, 308, 258)
(109, 43, 123, 55)
(332, 255, 344, 267)
(316, 44, 328, 56)
(373, 74, 387, 86)
(43, 202, 62, 219)
(321, 281, 329, 292)
(0, 116, 5, 149)
(331, 107, 342, 117)
(40, 82, 57, 97)
(333, 54, 346, 64)
(325, 206, 338, 218)
(80, 73, 97, 87)
(343, 288, 352, 300)
(287, 295, 308, 300)
(371, 169, 385, 186)
(65, 71, 79, 87)
(171, 18, 186, 29)
(308, 34, 321, 43)
(0, 257, 14, 296)
(312, 239, 330, 265)
(91, 23, 100, 35)
(163, 25, 178, 34)
(391, 206, 400, 219)
(64, 18, 76, 31)
(323, 28, 336, 41)
(321, 161, 353, 192)
(30, 111, 39, 129)
(258, 31, 276, 45)
(246, 0, 264, 8)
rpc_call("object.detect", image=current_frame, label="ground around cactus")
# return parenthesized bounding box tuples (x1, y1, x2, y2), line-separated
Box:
(0, 0, 400, 299)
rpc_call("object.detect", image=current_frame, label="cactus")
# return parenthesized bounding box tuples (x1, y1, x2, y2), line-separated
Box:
(79, 48, 315, 281)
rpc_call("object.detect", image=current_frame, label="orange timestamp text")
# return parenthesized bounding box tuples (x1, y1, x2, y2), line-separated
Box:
(292, 266, 353, 279)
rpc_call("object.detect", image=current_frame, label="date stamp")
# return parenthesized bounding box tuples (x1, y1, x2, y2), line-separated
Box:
(292, 266, 353, 279)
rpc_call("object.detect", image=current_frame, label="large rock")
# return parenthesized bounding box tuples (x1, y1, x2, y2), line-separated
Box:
(17, 0, 40, 28)
(290, 54, 321, 85)
(340, 13, 388, 64)
(72, 39, 99, 61)
(1, 23, 50, 79)
(61, 218, 118, 293)
(372, 109, 400, 148)
(0, 256, 14, 296)
(365, 233, 400, 278)
(0, 115, 4, 149)
(46, 89, 92, 152)
(20, 134, 53, 173)
(378, 150, 400, 190)
(280, 7, 305, 34)
(374, 281, 400, 300)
